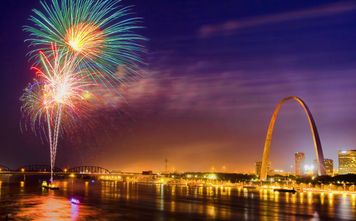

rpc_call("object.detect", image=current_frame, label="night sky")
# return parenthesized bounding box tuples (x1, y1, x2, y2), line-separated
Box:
(1, 0, 356, 173)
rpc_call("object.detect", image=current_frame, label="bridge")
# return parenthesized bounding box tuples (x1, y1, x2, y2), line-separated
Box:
(0, 164, 112, 175)
(0, 164, 10, 172)
(16, 164, 63, 172)
(260, 96, 326, 181)
(68, 166, 111, 174)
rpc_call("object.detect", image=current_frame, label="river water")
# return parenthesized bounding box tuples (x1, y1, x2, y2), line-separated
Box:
(0, 179, 355, 220)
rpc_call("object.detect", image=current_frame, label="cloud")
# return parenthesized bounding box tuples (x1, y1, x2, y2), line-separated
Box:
(114, 62, 356, 119)
(199, 2, 356, 38)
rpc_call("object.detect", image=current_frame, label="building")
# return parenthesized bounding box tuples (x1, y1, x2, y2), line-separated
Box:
(270, 169, 288, 176)
(338, 150, 356, 174)
(295, 152, 305, 176)
(255, 161, 271, 177)
(324, 159, 334, 176)
(255, 161, 262, 176)
(310, 159, 333, 176)
(142, 170, 153, 175)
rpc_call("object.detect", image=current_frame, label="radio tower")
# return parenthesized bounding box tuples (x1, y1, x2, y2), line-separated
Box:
(165, 158, 168, 174)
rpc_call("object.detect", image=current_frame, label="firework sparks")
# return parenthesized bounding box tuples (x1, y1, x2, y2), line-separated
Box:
(65, 23, 105, 57)
(21, 46, 94, 181)
(24, 0, 146, 87)
(21, 0, 146, 183)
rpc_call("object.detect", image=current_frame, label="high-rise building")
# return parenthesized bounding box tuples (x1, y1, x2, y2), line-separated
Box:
(338, 150, 356, 174)
(295, 152, 305, 176)
(324, 159, 333, 176)
(255, 161, 271, 176)
(255, 161, 262, 177)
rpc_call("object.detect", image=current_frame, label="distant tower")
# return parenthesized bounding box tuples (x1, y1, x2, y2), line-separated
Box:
(295, 152, 305, 176)
(255, 161, 262, 177)
(323, 159, 334, 176)
(165, 158, 168, 173)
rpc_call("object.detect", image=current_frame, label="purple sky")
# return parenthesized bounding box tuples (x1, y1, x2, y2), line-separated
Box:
(0, 0, 356, 172)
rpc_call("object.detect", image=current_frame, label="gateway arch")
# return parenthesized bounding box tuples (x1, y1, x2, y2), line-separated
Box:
(260, 96, 326, 181)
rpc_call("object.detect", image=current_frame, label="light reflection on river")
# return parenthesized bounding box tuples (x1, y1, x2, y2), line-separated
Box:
(0, 179, 355, 220)
(15, 194, 97, 220)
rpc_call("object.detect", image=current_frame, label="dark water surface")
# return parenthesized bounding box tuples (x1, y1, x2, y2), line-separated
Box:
(0, 179, 355, 220)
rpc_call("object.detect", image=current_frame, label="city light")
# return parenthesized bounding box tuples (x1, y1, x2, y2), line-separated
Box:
(207, 174, 217, 180)
(304, 164, 315, 172)
(1, 1, 356, 220)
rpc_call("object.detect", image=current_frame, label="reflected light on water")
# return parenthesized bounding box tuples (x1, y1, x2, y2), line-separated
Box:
(14, 194, 97, 220)
(291, 192, 297, 204)
(320, 193, 325, 205)
(274, 191, 279, 202)
(206, 205, 216, 218)
(0, 180, 355, 220)
(63, 181, 68, 192)
(170, 201, 176, 213)
(300, 192, 304, 204)
(307, 192, 313, 205)
(70, 203, 79, 220)
(328, 193, 334, 205)
(84, 181, 89, 196)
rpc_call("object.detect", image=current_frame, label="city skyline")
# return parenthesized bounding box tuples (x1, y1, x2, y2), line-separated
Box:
(1, 0, 356, 172)
(1, 1, 355, 220)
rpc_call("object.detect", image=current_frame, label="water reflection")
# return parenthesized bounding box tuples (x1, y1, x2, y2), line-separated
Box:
(0, 179, 354, 220)
(15, 194, 97, 220)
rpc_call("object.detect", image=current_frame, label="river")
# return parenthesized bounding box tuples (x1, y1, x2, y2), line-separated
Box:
(0, 178, 354, 220)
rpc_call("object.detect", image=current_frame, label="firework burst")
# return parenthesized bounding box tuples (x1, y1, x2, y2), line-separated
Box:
(21, 0, 146, 183)
(24, 0, 146, 87)
(21, 45, 95, 181)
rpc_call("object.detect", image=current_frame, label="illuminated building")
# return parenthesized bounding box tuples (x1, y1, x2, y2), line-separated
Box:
(338, 150, 356, 174)
(255, 161, 262, 176)
(323, 159, 333, 176)
(270, 169, 288, 176)
(255, 161, 270, 176)
(312, 158, 333, 176)
(142, 170, 153, 175)
(295, 152, 305, 176)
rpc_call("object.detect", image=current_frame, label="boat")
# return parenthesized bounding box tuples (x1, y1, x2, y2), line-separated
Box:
(70, 198, 80, 205)
(273, 188, 296, 193)
(42, 181, 60, 190)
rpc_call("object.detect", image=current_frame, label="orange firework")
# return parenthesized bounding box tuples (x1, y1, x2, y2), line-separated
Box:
(25, 0, 146, 88)
(65, 23, 105, 58)
(21, 45, 96, 182)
